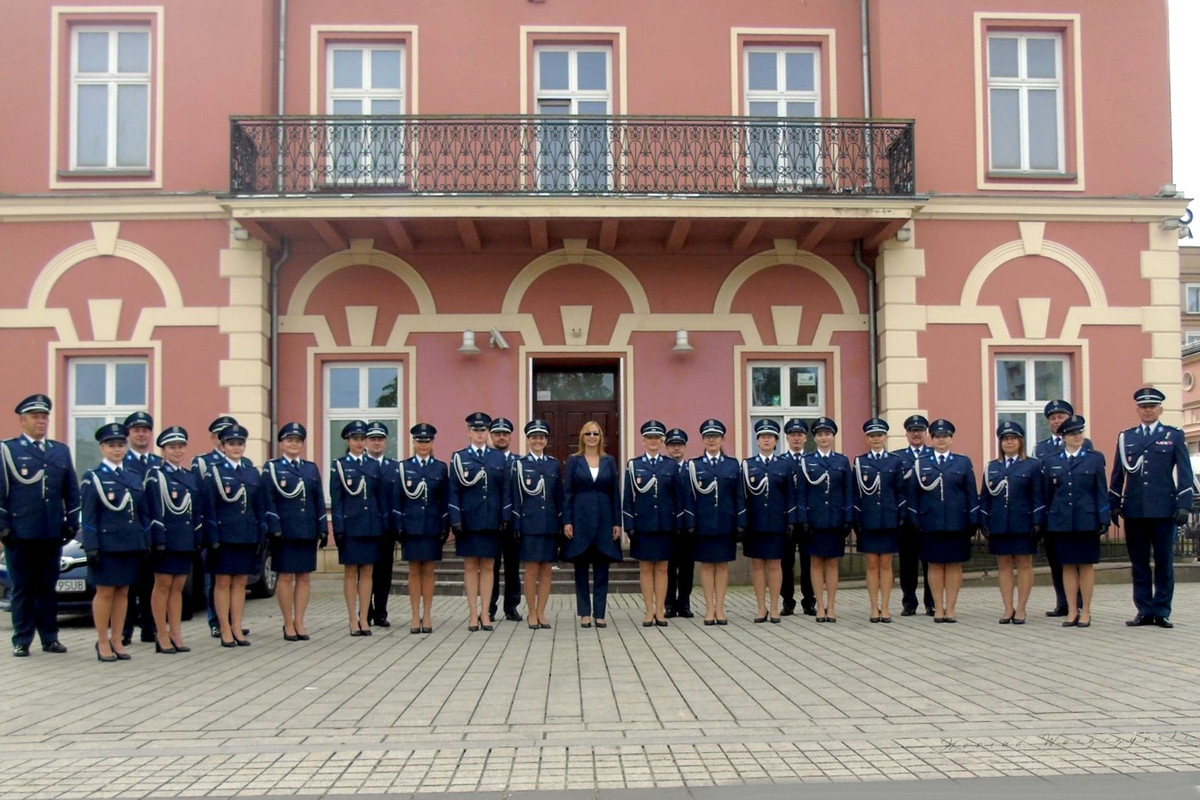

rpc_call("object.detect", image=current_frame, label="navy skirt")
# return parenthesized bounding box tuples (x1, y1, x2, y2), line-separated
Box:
(152, 550, 193, 576)
(743, 531, 785, 560)
(338, 536, 379, 566)
(631, 531, 673, 562)
(272, 539, 317, 573)
(806, 528, 847, 559)
(89, 551, 141, 587)
(1053, 531, 1100, 565)
(694, 535, 736, 564)
(920, 531, 972, 564)
(857, 528, 899, 555)
(455, 529, 501, 559)
(402, 535, 444, 562)
(520, 533, 558, 563)
(213, 544, 258, 576)
(989, 533, 1038, 556)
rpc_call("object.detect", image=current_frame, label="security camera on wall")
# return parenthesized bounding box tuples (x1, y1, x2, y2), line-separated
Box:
(489, 328, 510, 350)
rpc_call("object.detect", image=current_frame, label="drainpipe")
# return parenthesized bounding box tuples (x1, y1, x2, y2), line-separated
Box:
(275, 0, 288, 190)
(854, 239, 879, 418)
(269, 238, 292, 441)
(860, 0, 872, 117)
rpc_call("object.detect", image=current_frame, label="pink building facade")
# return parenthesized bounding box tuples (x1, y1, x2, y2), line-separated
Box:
(0, 0, 1185, 479)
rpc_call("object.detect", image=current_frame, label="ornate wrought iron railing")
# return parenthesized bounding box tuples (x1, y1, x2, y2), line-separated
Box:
(229, 115, 915, 197)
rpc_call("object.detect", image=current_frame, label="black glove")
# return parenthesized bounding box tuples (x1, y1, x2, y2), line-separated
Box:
(451, 523, 463, 535)
(1110, 510, 1121, 526)
(1174, 508, 1190, 526)
(334, 533, 346, 550)
(318, 534, 328, 549)
(735, 526, 746, 542)
(438, 529, 450, 545)
(86, 549, 100, 568)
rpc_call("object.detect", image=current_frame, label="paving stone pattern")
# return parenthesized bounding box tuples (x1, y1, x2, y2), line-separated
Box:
(1, 583, 1199, 798)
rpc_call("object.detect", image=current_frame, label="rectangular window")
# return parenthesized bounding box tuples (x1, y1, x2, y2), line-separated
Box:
(995, 355, 1069, 448)
(987, 33, 1064, 173)
(323, 363, 403, 462)
(748, 362, 824, 454)
(71, 27, 151, 170)
(534, 46, 612, 191)
(326, 44, 406, 186)
(1184, 331, 1200, 347)
(744, 47, 822, 188)
(1185, 283, 1200, 314)
(69, 358, 148, 470)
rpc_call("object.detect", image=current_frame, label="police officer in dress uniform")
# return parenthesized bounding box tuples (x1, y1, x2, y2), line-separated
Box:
(797, 417, 853, 623)
(488, 417, 523, 622)
(663, 428, 695, 618)
(81, 423, 151, 661)
(144, 425, 202, 653)
(120, 411, 163, 646)
(330, 420, 384, 636)
(191, 415, 248, 638)
(264, 422, 327, 642)
(780, 419, 817, 617)
(981, 420, 1044, 625)
(394, 423, 450, 634)
(1045, 415, 1109, 628)
(1110, 387, 1194, 628)
(853, 417, 907, 623)
(624, 420, 683, 627)
(742, 419, 795, 624)
(1034, 399, 1090, 616)
(449, 412, 510, 631)
(910, 419, 979, 623)
(510, 419, 562, 630)
(892, 415, 935, 616)
(681, 419, 745, 626)
(0, 394, 79, 657)
(202, 424, 265, 647)
(365, 421, 398, 628)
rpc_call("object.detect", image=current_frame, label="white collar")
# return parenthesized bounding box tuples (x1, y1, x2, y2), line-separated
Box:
(104, 459, 123, 471)
(225, 459, 242, 469)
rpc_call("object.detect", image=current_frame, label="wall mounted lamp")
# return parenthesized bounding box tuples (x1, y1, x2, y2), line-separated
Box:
(458, 330, 481, 355)
(672, 330, 694, 353)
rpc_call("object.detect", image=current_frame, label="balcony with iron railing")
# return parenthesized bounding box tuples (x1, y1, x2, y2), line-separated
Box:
(229, 115, 915, 198)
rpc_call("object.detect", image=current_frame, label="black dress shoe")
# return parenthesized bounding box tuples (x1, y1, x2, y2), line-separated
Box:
(94, 643, 116, 662)
(1062, 616, 1079, 627)
(900, 608, 916, 617)
(679, 609, 695, 619)
(155, 641, 178, 654)
(374, 619, 391, 628)
(1155, 616, 1174, 629)
(879, 616, 892, 624)
(42, 641, 67, 654)
(220, 638, 237, 648)
(296, 633, 310, 641)
(114, 650, 132, 661)
(769, 617, 781, 624)
(506, 611, 523, 622)
(663, 609, 678, 619)
(412, 627, 424, 634)
(13, 644, 30, 658)
(753, 615, 768, 624)
(925, 608, 935, 617)
(241, 628, 250, 636)
(481, 623, 494, 632)
(140, 630, 157, 643)
(421, 627, 432, 634)
(1126, 615, 1155, 627)
(642, 620, 655, 627)
(780, 605, 796, 617)
(210, 626, 221, 638)
(1046, 607, 1069, 618)
(656, 619, 669, 627)
(538, 623, 550, 630)
(703, 619, 716, 626)
(802, 605, 818, 617)
(283, 626, 300, 642)
(171, 641, 192, 652)
(234, 638, 251, 647)
(121, 635, 133, 646)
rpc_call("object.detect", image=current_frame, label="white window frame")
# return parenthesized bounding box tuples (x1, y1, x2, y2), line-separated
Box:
(69, 26, 152, 170)
(747, 361, 826, 455)
(994, 355, 1071, 451)
(533, 46, 614, 191)
(986, 32, 1065, 173)
(325, 44, 407, 186)
(323, 363, 404, 464)
(1184, 331, 1200, 346)
(1185, 283, 1200, 315)
(68, 357, 149, 470)
(743, 46, 822, 188)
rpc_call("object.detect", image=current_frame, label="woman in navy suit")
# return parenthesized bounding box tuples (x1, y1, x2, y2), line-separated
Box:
(81, 423, 150, 661)
(511, 420, 563, 629)
(144, 426, 201, 653)
(1044, 415, 1109, 628)
(562, 421, 622, 628)
(980, 420, 1043, 624)
(741, 419, 793, 623)
(797, 417, 853, 623)
(681, 419, 744, 625)
(329, 420, 384, 637)
(394, 423, 449, 634)
(852, 418, 907, 623)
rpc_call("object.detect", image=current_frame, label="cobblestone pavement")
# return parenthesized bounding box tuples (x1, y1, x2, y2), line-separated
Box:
(1, 582, 1199, 798)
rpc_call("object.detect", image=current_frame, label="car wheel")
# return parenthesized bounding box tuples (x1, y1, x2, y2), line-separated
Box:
(249, 551, 277, 598)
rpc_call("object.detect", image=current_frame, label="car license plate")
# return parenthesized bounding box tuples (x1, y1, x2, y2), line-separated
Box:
(56, 579, 86, 593)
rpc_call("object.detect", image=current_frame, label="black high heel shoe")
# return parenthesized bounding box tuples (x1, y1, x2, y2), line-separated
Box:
(283, 626, 299, 642)
(95, 642, 117, 662)
(110, 640, 132, 660)
(170, 640, 192, 652)
(155, 640, 178, 654)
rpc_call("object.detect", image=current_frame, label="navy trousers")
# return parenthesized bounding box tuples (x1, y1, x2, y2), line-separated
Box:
(489, 530, 522, 617)
(780, 537, 815, 611)
(898, 532, 933, 611)
(7, 540, 62, 647)
(370, 536, 396, 622)
(666, 534, 695, 612)
(574, 559, 610, 619)
(1125, 518, 1177, 618)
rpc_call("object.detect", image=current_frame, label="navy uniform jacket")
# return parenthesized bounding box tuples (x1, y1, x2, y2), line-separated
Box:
(681, 454, 746, 535)
(1035, 436, 1094, 459)
(622, 454, 682, 535)
(123, 449, 163, 482)
(1109, 422, 1194, 519)
(910, 453, 979, 532)
(979, 457, 1045, 535)
(562, 454, 623, 561)
(0, 436, 80, 541)
(371, 456, 399, 534)
(741, 454, 796, 533)
(81, 463, 151, 553)
(144, 463, 202, 552)
(329, 455, 384, 539)
(448, 446, 510, 531)
(262, 458, 327, 541)
(851, 451, 908, 531)
(510, 455, 563, 537)
(192, 449, 254, 481)
(202, 460, 266, 547)
(1045, 450, 1111, 532)
(797, 452, 853, 530)
(394, 456, 450, 538)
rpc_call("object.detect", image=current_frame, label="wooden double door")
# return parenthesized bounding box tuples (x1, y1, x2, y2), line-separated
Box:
(531, 362, 620, 466)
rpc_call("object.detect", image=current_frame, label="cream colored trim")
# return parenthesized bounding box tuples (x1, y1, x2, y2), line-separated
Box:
(609, 314, 761, 348)
(502, 245, 649, 316)
(733, 345, 841, 456)
(46, 340, 163, 441)
(0, 309, 77, 343)
(49, 6, 165, 189)
(917, 195, 1186, 222)
(729, 28, 838, 117)
(29, 238, 185, 309)
(286, 249, 436, 317)
(973, 12, 1084, 192)
(519, 26, 628, 114)
(0, 195, 228, 221)
(715, 242, 861, 317)
(959, 239, 1107, 308)
(308, 25, 420, 114)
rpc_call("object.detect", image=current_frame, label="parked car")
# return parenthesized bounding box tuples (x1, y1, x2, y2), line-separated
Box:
(0, 540, 276, 617)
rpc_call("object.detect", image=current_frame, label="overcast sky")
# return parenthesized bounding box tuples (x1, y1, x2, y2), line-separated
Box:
(1171, 0, 1198, 244)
